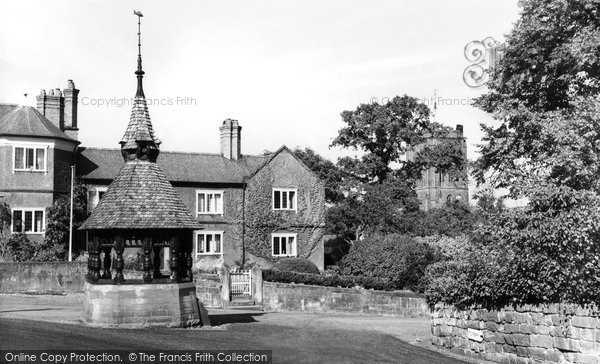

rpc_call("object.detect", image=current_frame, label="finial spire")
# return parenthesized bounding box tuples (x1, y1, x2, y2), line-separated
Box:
(133, 10, 145, 97)
(432, 89, 438, 123)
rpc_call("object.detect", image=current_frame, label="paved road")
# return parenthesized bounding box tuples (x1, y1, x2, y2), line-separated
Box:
(0, 317, 469, 364)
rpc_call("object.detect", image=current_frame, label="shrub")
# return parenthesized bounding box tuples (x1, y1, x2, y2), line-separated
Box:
(338, 234, 439, 291)
(272, 257, 320, 274)
(263, 269, 393, 291)
(124, 253, 144, 271)
(6, 234, 38, 262)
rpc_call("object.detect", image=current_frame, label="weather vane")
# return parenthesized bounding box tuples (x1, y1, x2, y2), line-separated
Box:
(133, 10, 145, 97)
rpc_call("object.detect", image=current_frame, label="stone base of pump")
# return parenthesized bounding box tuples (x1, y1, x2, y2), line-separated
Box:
(82, 281, 210, 327)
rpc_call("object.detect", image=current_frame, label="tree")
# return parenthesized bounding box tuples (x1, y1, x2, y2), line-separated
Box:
(292, 147, 346, 203)
(42, 180, 89, 261)
(0, 202, 12, 260)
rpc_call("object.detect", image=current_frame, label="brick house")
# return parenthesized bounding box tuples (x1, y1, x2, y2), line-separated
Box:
(1, 80, 326, 270)
(0, 83, 80, 242)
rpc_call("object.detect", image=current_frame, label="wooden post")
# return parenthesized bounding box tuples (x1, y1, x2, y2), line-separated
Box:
(186, 238, 193, 282)
(153, 245, 163, 279)
(169, 236, 180, 283)
(87, 235, 100, 283)
(114, 236, 125, 284)
(101, 246, 112, 280)
(142, 237, 153, 283)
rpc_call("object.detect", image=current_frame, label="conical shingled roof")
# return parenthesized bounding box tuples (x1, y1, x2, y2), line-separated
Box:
(120, 96, 161, 150)
(79, 160, 201, 230)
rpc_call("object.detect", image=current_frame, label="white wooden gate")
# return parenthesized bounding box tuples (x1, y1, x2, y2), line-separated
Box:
(230, 268, 252, 297)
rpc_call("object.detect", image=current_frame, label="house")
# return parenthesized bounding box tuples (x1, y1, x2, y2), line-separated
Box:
(1, 80, 326, 271)
(406, 124, 469, 211)
(0, 82, 80, 242)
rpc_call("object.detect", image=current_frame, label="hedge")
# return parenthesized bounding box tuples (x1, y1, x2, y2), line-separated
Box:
(262, 269, 394, 291)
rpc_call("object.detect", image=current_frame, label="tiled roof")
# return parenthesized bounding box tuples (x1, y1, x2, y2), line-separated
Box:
(0, 104, 79, 143)
(78, 148, 268, 184)
(79, 159, 202, 230)
(120, 96, 161, 149)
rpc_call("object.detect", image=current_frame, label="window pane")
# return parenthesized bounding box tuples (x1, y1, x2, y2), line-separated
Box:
(289, 237, 295, 256)
(273, 237, 280, 255)
(280, 237, 287, 255)
(274, 191, 281, 209)
(13, 210, 22, 232)
(36, 148, 45, 170)
(197, 235, 205, 253)
(24, 211, 33, 232)
(198, 193, 205, 213)
(215, 194, 222, 213)
(26, 148, 34, 169)
(34, 211, 43, 232)
(14, 148, 24, 169)
(98, 191, 105, 200)
(289, 191, 295, 209)
(215, 234, 221, 253)
(206, 234, 213, 253)
(206, 194, 214, 212)
(281, 191, 288, 209)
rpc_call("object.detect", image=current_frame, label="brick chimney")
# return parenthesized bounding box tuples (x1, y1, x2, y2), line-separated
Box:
(35, 80, 79, 140)
(219, 119, 242, 160)
(62, 80, 79, 140)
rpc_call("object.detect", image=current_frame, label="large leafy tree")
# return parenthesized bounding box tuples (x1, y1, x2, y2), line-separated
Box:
(427, 0, 600, 307)
(329, 95, 469, 241)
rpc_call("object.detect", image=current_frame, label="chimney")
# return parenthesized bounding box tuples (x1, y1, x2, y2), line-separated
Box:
(219, 119, 242, 160)
(62, 80, 79, 140)
(456, 124, 463, 136)
(36, 88, 64, 130)
(35, 80, 79, 140)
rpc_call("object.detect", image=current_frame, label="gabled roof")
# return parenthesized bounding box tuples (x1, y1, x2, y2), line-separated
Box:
(0, 104, 79, 144)
(79, 159, 202, 230)
(78, 148, 269, 184)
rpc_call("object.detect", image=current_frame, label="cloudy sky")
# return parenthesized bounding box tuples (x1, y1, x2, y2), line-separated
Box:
(1, 0, 520, 165)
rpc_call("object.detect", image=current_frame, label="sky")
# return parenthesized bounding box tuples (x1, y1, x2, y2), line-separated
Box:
(0, 1, 521, 168)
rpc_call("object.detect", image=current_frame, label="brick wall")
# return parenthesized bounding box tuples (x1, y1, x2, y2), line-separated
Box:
(263, 282, 429, 317)
(432, 304, 600, 364)
(0, 262, 87, 293)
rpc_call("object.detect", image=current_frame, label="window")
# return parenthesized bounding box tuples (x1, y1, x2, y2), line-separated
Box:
(12, 208, 45, 233)
(272, 188, 297, 211)
(195, 232, 223, 255)
(87, 186, 108, 212)
(272, 233, 297, 257)
(14, 147, 46, 171)
(196, 190, 224, 215)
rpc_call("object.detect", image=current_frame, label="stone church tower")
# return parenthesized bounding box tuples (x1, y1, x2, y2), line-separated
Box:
(407, 124, 469, 211)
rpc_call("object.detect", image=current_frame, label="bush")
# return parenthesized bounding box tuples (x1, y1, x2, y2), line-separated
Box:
(6, 234, 38, 262)
(263, 269, 393, 291)
(338, 234, 439, 291)
(424, 188, 600, 308)
(272, 257, 320, 274)
(124, 253, 144, 271)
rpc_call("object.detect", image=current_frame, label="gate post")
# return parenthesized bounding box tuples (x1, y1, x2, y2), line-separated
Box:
(251, 266, 263, 305)
(218, 266, 230, 304)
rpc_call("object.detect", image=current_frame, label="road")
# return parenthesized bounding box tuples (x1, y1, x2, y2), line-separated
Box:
(0, 316, 469, 364)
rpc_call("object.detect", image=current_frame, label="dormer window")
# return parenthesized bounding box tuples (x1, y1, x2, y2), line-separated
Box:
(273, 188, 297, 211)
(14, 146, 46, 172)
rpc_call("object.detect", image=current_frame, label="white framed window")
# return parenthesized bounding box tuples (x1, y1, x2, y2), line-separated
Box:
(195, 231, 223, 256)
(87, 186, 108, 212)
(11, 208, 45, 234)
(13, 146, 47, 172)
(272, 233, 297, 257)
(196, 190, 224, 215)
(272, 188, 297, 211)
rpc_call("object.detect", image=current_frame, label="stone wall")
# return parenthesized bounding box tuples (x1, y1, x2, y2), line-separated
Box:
(263, 282, 429, 317)
(0, 261, 87, 293)
(194, 273, 223, 308)
(432, 304, 600, 364)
